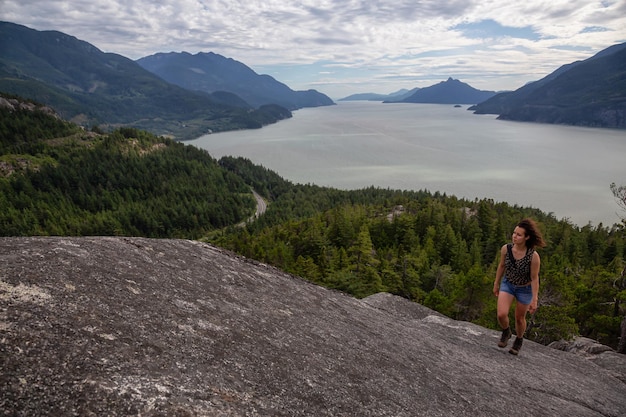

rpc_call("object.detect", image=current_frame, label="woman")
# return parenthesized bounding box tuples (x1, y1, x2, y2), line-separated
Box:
(493, 218, 545, 355)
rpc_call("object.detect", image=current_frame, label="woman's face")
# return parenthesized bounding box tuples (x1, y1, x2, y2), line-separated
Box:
(512, 226, 528, 245)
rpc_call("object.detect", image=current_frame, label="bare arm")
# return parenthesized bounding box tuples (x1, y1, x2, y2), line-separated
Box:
(529, 251, 541, 313)
(493, 245, 507, 296)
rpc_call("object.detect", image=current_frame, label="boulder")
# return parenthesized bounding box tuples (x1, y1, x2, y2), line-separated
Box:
(550, 337, 626, 384)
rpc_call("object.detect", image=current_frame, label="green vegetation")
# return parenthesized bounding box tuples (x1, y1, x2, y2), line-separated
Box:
(0, 22, 292, 140)
(0, 96, 255, 237)
(214, 157, 626, 349)
(2, 94, 625, 350)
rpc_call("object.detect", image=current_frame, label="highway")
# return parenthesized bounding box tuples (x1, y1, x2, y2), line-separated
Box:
(252, 189, 267, 218)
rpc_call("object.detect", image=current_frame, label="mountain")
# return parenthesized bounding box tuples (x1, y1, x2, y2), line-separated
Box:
(338, 88, 419, 101)
(0, 22, 291, 139)
(391, 77, 497, 104)
(137, 51, 334, 110)
(3, 236, 626, 416)
(469, 43, 626, 128)
(339, 92, 392, 101)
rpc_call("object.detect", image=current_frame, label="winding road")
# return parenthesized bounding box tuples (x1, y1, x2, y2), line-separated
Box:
(251, 189, 267, 218)
(236, 189, 267, 228)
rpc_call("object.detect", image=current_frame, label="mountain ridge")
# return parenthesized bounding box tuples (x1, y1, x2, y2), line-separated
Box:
(0, 22, 292, 139)
(469, 42, 626, 128)
(391, 77, 497, 104)
(137, 51, 334, 110)
(338, 43, 626, 128)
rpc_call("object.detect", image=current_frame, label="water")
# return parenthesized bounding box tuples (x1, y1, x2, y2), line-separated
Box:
(188, 101, 626, 227)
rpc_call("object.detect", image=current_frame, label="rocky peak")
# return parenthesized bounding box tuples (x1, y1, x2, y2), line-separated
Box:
(1, 236, 625, 416)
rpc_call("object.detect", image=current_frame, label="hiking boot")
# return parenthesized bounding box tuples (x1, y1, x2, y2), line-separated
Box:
(498, 327, 512, 348)
(509, 337, 523, 355)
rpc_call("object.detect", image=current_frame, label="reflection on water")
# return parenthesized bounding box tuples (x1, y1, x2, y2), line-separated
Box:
(189, 102, 626, 227)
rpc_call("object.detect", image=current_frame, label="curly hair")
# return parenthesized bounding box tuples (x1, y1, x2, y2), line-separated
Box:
(518, 218, 546, 249)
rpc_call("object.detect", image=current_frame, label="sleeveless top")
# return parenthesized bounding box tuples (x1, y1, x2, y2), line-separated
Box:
(504, 243, 534, 285)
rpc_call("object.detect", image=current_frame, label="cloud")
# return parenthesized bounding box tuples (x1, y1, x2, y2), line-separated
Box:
(2, 0, 626, 98)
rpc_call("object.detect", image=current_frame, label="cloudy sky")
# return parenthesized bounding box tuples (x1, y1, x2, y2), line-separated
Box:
(2, 0, 626, 98)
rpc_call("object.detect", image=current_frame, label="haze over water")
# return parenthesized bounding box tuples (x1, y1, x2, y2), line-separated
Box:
(190, 102, 626, 227)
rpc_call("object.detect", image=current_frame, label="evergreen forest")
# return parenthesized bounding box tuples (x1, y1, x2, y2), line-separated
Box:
(2, 93, 625, 351)
(0, 94, 255, 237)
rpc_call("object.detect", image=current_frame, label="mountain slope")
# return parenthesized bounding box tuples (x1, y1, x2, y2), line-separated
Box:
(137, 51, 334, 110)
(338, 88, 419, 101)
(0, 93, 258, 236)
(0, 22, 291, 139)
(470, 43, 626, 128)
(393, 77, 496, 104)
(2, 236, 625, 416)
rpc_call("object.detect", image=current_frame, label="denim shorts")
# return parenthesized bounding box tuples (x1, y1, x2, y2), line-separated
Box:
(500, 276, 532, 305)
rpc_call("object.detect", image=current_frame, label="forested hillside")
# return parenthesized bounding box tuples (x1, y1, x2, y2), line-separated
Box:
(0, 94, 255, 237)
(216, 157, 626, 351)
(2, 93, 625, 351)
(0, 22, 292, 139)
(470, 42, 626, 128)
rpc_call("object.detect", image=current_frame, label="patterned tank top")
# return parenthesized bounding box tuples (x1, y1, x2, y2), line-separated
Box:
(504, 243, 534, 285)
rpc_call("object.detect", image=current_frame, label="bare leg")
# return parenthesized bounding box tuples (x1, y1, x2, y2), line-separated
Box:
(497, 291, 515, 329)
(514, 301, 531, 337)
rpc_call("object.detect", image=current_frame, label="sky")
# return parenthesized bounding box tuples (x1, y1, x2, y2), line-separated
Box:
(2, 0, 626, 99)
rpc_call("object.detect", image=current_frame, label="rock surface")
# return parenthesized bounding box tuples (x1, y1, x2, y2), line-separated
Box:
(1, 236, 626, 416)
(549, 337, 626, 384)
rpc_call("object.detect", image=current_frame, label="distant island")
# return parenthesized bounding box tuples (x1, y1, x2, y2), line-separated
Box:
(338, 79, 496, 105)
(389, 78, 496, 105)
(339, 88, 419, 102)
